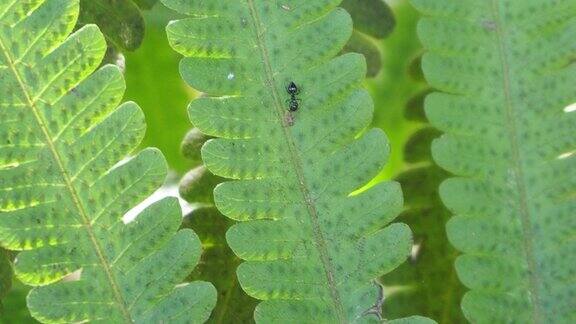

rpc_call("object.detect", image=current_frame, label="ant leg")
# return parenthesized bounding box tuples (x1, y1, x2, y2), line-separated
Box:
(294, 84, 301, 95)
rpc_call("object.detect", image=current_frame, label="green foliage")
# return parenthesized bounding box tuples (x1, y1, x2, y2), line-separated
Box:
(181, 128, 212, 167)
(341, 0, 396, 77)
(383, 126, 465, 322)
(342, 31, 382, 78)
(363, 3, 464, 321)
(178, 126, 256, 322)
(179, 127, 221, 205)
(413, 0, 576, 322)
(133, 0, 158, 10)
(0, 250, 12, 307)
(341, 0, 395, 38)
(164, 0, 432, 322)
(183, 207, 258, 324)
(404, 88, 432, 123)
(180, 166, 224, 205)
(0, 0, 215, 322)
(3, 0, 571, 322)
(389, 318, 435, 324)
(78, 0, 147, 51)
(123, 4, 195, 172)
(367, 0, 426, 181)
(0, 281, 38, 324)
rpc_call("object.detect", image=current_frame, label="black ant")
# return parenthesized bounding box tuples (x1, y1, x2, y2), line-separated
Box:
(286, 81, 301, 112)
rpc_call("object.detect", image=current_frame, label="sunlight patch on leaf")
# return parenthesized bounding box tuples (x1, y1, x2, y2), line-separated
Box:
(564, 102, 576, 113)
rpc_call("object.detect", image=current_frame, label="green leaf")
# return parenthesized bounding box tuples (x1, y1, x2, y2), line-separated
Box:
(402, 127, 441, 164)
(123, 4, 196, 172)
(381, 75, 464, 322)
(133, 0, 159, 10)
(180, 165, 225, 205)
(179, 131, 256, 322)
(0, 250, 12, 305)
(339, 0, 396, 77)
(181, 128, 212, 166)
(78, 0, 146, 51)
(384, 165, 465, 323)
(404, 89, 432, 123)
(341, 0, 396, 39)
(0, 281, 38, 324)
(413, 0, 576, 322)
(388, 316, 436, 324)
(406, 54, 424, 83)
(179, 129, 251, 321)
(164, 0, 431, 322)
(342, 31, 382, 78)
(367, 0, 426, 181)
(183, 207, 258, 324)
(0, 1, 215, 322)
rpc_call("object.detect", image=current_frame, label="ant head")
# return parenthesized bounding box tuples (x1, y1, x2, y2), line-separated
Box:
(287, 81, 298, 94)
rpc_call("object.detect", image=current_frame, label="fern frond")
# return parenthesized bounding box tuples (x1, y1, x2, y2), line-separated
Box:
(0, 0, 215, 322)
(413, 0, 576, 322)
(163, 0, 433, 322)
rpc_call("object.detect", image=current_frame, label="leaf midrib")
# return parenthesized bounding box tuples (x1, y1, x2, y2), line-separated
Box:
(244, 1, 346, 322)
(0, 35, 134, 323)
(490, 1, 543, 322)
